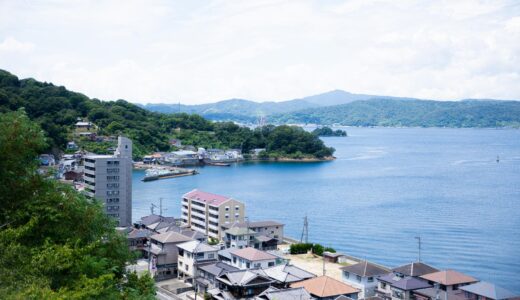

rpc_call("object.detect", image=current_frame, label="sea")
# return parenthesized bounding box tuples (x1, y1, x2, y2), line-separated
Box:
(132, 127, 520, 293)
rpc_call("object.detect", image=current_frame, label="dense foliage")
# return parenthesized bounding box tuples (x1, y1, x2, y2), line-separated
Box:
(0, 110, 156, 299)
(271, 99, 520, 127)
(289, 243, 336, 256)
(173, 123, 334, 158)
(0, 69, 333, 159)
(312, 126, 347, 137)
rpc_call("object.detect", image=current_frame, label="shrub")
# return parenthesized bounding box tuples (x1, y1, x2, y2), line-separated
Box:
(289, 243, 313, 254)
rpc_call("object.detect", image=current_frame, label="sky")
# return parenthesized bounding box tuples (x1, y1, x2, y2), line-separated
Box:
(0, 0, 519, 104)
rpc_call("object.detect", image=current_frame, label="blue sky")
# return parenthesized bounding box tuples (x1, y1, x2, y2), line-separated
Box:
(1, 0, 519, 104)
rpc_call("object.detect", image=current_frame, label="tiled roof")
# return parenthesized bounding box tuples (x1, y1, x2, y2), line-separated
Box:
(420, 270, 478, 286)
(256, 287, 313, 300)
(291, 275, 359, 298)
(392, 277, 431, 291)
(230, 247, 277, 261)
(413, 287, 467, 300)
(184, 189, 232, 206)
(340, 261, 390, 277)
(261, 264, 316, 283)
(199, 262, 239, 277)
(392, 262, 438, 277)
(218, 269, 273, 286)
(459, 282, 518, 300)
(177, 240, 218, 253)
(151, 231, 193, 244)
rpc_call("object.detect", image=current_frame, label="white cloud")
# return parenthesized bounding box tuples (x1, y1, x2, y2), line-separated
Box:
(0, 0, 519, 104)
(0, 37, 34, 52)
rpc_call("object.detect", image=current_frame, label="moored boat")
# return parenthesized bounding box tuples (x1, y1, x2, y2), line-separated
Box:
(142, 167, 197, 182)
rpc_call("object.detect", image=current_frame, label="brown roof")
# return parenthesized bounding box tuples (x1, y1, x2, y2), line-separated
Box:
(291, 275, 360, 298)
(230, 247, 277, 261)
(420, 270, 478, 286)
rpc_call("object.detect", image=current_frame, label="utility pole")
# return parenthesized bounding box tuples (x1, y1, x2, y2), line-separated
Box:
(415, 236, 421, 262)
(322, 251, 326, 276)
(150, 203, 158, 215)
(300, 215, 309, 244)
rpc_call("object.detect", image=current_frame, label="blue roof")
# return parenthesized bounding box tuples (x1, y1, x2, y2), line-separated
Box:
(459, 282, 517, 300)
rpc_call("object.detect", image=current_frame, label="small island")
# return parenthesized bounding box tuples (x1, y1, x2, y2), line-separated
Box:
(312, 126, 347, 137)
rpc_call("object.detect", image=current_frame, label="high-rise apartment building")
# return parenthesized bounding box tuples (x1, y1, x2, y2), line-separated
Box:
(84, 136, 132, 226)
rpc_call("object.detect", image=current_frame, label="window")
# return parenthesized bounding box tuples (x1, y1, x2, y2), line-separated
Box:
(356, 275, 362, 282)
(254, 263, 261, 268)
(246, 262, 250, 268)
(225, 214, 229, 219)
(381, 282, 387, 289)
(268, 262, 275, 267)
(235, 205, 240, 210)
(225, 206, 229, 211)
(235, 213, 239, 218)
(344, 272, 349, 279)
(208, 253, 214, 259)
(368, 276, 374, 282)
(233, 257, 237, 264)
(185, 265, 189, 271)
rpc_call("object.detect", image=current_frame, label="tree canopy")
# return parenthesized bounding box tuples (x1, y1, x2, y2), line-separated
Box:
(0, 110, 155, 299)
(0, 69, 334, 159)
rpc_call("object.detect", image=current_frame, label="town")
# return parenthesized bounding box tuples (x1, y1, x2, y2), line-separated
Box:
(40, 134, 519, 300)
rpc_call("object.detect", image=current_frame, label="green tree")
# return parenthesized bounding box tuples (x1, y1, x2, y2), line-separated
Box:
(0, 110, 155, 299)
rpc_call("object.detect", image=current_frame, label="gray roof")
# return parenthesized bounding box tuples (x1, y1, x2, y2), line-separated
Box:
(261, 264, 316, 283)
(392, 262, 438, 277)
(218, 248, 233, 260)
(218, 269, 273, 286)
(222, 220, 284, 229)
(340, 261, 390, 277)
(335, 296, 354, 300)
(199, 262, 239, 277)
(414, 287, 467, 300)
(177, 240, 218, 253)
(127, 228, 153, 239)
(391, 277, 431, 291)
(256, 287, 314, 300)
(151, 231, 193, 244)
(225, 227, 256, 236)
(459, 282, 518, 300)
(377, 273, 402, 284)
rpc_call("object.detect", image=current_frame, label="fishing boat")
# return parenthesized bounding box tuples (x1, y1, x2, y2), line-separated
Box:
(206, 162, 231, 167)
(142, 167, 197, 182)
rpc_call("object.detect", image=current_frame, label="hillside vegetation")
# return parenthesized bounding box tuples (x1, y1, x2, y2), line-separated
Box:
(271, 99, 520, 127)
(0, 110, 155, 299)
(0, 69, 334, 159)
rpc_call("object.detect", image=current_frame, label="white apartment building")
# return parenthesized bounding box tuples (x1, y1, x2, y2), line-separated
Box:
(84, 136, 132, 226)
(181, 189, 245, 239)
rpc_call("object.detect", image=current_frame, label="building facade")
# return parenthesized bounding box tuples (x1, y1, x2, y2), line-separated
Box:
(84, 136, 132, 226)
(181, 189, 245, 239)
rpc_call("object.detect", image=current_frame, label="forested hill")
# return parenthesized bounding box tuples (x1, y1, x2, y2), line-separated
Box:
(0, 69, 334, 159)
(270, 99, 520, 127)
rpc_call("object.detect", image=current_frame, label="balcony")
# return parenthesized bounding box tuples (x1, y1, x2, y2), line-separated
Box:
(191, 218, 206, 227)
(191, 210, 206, 220)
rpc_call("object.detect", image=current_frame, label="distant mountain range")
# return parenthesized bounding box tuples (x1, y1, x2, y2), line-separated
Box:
(139, 90, 520, 127)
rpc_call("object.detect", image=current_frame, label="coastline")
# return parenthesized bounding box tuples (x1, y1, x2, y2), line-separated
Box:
(246, 156, 336, 163)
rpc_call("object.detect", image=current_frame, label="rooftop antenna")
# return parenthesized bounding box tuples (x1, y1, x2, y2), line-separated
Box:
(415, 236, 422, 262)
(300, 215, 309, 244)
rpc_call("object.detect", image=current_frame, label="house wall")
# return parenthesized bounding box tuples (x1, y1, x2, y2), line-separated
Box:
(230, 255, 276, 270)
(178, 249, 218, 277)
(217, 199, 245, 238)
(342, 271, 377, 298)
(252, 225, 284, 241)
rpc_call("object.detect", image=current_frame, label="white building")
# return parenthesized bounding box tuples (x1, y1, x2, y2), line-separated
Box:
(181, 189, 245, 239)
(340, 260, 390, 298)
(84, 136, 133, 226)
(229, 247, 278, 270)
(177, 240, 219, 278)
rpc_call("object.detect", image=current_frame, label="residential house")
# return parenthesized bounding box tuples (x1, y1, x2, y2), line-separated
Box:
(222, 220, 284, 243)
(255, 286, 315, 300)
(229, 247, 278, 270)
(75, 121, 94, 131)
(145, 231, 193, 279)
(413, 287, 467, 300)
(260, 263, 316, 288)
(196, 262, 240, 293)
(459, 282, 518, 300)
(392, 262, 438, 277)
(177, 240, 219, 279)
(213, 269, 274, 299)
(291, 275, 360, 300)
(224, 227, 256, 249)
(377, 273, 432, 300)
(181, 189, 245, 239)
(341, 261, 391, 298)
(168, 150, 199, 166)
(420, 270, 478, 292)
(126, 227, 153, 252)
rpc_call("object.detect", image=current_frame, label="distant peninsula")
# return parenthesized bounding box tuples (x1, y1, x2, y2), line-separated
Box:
(312, 126, 347, 137)
(141, 90, 520, 128)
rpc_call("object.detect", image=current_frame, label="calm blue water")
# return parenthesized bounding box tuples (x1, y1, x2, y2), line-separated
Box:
(133, 127, 520, 293)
